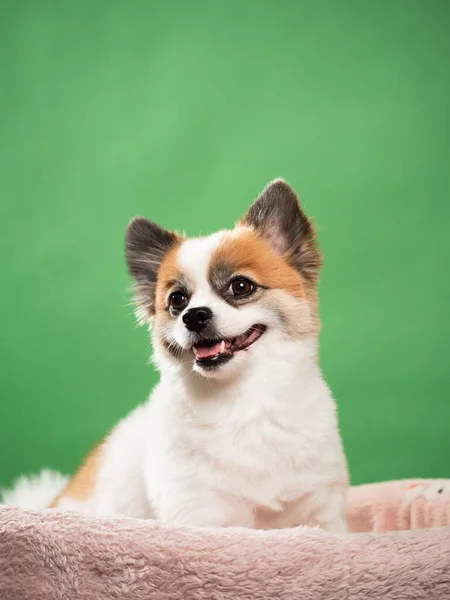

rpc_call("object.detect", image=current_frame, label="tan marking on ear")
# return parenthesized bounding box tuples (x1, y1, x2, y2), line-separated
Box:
(154, 240, 184, 313)
(49, 442, 104, 508)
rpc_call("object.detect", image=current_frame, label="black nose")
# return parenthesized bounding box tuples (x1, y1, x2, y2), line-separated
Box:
(182, 306, 213, 332)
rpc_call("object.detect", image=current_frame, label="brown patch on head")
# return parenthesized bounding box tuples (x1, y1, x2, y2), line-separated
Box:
(210, 229, 306, 298)
(209, 228, 320, 335)
(152, 242, 196, 362)
(154, 243, 190, 313)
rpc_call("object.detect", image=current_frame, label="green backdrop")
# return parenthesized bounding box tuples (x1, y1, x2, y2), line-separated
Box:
(1, 1, 449, 490)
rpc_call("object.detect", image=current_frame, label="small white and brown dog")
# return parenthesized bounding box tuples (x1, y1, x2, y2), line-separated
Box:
(3, 179, 349, 531)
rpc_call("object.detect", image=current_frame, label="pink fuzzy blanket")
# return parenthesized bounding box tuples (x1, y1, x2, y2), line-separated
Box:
(1, 479, 449, 600)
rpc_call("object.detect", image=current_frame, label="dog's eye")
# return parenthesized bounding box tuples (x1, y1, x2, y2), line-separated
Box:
(229, 277, 255, 298)
(168, 291, 189, 311)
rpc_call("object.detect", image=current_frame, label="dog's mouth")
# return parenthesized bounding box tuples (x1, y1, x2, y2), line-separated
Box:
(192, 325, 266, 369)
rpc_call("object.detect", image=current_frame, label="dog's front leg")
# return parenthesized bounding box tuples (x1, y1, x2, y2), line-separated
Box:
(303, 485, 348, 533)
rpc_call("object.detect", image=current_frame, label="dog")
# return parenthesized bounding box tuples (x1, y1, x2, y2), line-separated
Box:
(4, 179, 349, 531)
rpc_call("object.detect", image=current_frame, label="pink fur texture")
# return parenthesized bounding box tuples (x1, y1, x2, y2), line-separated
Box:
(0, 479, 449, 600)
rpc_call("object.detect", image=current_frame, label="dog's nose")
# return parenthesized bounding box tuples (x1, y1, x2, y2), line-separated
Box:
(182, 306, 213, 333)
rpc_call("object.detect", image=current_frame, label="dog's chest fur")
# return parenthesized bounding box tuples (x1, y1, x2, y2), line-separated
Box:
(145, 340, 344, 521)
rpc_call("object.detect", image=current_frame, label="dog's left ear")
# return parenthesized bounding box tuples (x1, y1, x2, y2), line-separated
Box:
(239, 179, 321, 282)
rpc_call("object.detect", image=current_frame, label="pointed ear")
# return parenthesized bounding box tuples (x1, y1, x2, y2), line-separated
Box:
(125, 217, 179, 317)
(238, 179, 321, 282)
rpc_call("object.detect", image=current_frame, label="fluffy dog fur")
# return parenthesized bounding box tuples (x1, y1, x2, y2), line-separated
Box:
(5, 179, 349, 531)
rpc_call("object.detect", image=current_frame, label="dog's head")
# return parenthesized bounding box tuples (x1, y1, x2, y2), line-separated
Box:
(125, 180, 321, 379)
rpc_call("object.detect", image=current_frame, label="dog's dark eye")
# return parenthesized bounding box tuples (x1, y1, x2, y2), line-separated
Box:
(229, 277, 255, 297)
(168, 291, 188, 311)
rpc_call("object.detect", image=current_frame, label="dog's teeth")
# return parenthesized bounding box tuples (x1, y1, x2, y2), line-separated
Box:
(192, 347, 198, 357)
(220, 340, 225, 354)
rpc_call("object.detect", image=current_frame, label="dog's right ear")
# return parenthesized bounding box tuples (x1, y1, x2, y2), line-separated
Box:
(125, 217, 180, 319)
(239, 179, 321, 283)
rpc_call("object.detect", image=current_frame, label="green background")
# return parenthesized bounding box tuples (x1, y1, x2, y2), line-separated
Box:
(1, 1, 449, 490)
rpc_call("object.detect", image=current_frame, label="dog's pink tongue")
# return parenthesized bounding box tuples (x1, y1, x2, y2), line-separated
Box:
(196, 342, 221, 359)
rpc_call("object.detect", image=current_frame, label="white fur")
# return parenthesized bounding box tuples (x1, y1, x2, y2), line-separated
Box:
(4, 230, 349, 531)
(1, 470, 68, 509)
(89, 231, 348, 530)
(142, 341, 348, 529)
